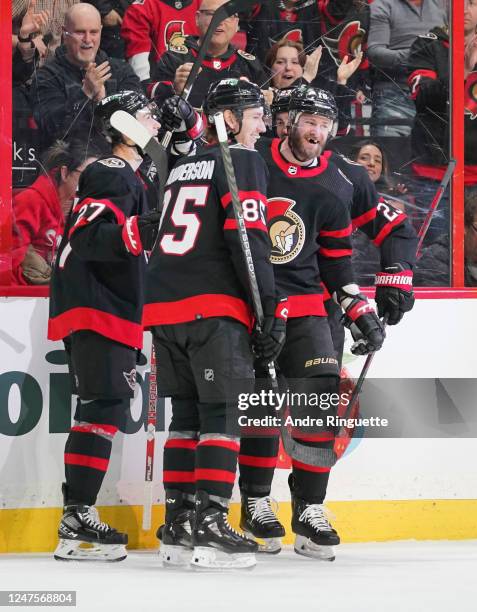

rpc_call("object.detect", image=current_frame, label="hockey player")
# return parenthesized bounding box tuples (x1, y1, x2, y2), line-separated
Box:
(48, 91, 164, 562)
(238, 85, 386, 560)
(143, 79, 286, 569)
(148, 0, 267, 109)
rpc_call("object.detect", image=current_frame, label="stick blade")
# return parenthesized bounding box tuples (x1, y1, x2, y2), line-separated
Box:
(110, 110, 150, 149)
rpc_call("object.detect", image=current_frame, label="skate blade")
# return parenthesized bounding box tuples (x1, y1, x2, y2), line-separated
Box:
(294, 535, 335, 562)
(159, 544, 193, 568)
(243, 531, 282, 554)
(54, 539, 127, 563)
(190, 546, 256, 570)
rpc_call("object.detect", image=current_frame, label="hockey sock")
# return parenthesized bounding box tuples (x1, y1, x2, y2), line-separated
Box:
(163, 431, 198, 496)
(291, 437, 333, 504)
(195, 434, 240, 500)
(64, 398, 125, 506)
(238, 435, 279, 496)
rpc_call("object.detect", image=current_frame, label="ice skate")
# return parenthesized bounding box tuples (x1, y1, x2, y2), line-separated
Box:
(191, 491, 258, 570)
(291, 495, 340, 562)
(54, 505, 128, 562)
(240, 493, 285, 554)
(158, 490, 194, 567)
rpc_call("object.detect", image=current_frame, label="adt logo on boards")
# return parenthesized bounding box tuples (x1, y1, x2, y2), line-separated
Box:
(0, 350, 164, 436)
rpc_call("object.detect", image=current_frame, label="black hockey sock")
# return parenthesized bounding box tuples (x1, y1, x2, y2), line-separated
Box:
(291, 438, 333, 504)
(163, 431, 198, 496)
(64, 422, 117, 506)
(238, 435, 279, 496)
(195, 434, 239, 500)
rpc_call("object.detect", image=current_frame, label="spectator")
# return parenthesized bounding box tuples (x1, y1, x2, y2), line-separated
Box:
(30, 2, 143, 151)
(414, 192, 477, 287)
(13, 0, 52, 62)
(27, 0, 79, 60)
(83, 0, 132, 59)
(150, 0, 267, 109)
(11, 139, 100, 285)
(121, 0, 200, 81)
(350, 139, 408, 200)
(367, 0, 447, 137)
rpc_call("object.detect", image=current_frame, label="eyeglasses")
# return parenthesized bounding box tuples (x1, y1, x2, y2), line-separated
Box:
(197, 9, 238, 19)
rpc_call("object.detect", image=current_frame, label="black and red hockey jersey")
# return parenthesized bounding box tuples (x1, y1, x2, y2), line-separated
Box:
(149, 37, 267, 109)
(121, 0, 200, 81)
(256, 138, 355, 318)
(48, 156, 150, 349)
(324, 150, 417, 269)
(143, 143, 275, 329)
(407, 25, 477, 184)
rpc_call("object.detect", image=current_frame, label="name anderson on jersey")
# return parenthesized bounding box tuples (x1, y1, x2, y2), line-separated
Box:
(167, 160, 215, 185)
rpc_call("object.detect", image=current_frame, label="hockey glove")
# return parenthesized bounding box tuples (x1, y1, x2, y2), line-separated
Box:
(335, 285, 385, 356)
(122, 210, 162, 255)
(253, 297, 288, 364)
(159, 95, 204, 142)
(375, 264, 415, 325)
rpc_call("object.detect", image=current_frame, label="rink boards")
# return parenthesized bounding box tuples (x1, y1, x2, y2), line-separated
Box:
(1, 294, 477, 552)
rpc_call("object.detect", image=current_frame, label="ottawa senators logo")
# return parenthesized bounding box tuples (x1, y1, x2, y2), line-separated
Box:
(268, 197, 305, 264)
(165, 20, 188, 53)
(323, 21, 368, 69)
(465, 71, 477, 120)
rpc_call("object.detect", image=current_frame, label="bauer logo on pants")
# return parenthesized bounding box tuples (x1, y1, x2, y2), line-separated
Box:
(204, 369, 214, 382)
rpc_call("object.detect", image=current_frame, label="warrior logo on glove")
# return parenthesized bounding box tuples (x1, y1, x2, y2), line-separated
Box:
(268, 198, 305, 264)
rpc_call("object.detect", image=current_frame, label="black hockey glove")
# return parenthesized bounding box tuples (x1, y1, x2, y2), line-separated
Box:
(375, 264, 415, 325)
(122, 210, 161, 255)
(253, 297, 288, 364)
(159, 95, 204, 141)
(335, 285, 385, 356)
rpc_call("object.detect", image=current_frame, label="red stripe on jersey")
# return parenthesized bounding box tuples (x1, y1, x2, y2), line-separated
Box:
(292, 459, 331, 473)
(71, 197, 126, 223)
(287, 294, 326, 317)
(164, 439, 198, 450)
(223, 219, 267, 231)
(163, 470, 196, 483)
(320, 247, 352, 258)
(373, 215, 406, 247)
(239, 454, 278, 468)
(64, 453, 109, 472)
(352, 207, 376, 228)
(71, 423, 118, 437)
(321, 283, 332, 301)
(48, 307, 143, 348)
(220, 190, 267, 209)
(407, 69, 438, 98)
(198, 439, 240, 452)
(271, 139, 329, 178)
(195, 468, 236, 483)
(143, 294, 253, 329)
(319, 224, 352, 238)
(191, 49, 238, 70)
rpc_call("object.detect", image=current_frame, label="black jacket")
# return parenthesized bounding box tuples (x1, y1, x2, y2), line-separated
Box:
(31, 45, 142, 150)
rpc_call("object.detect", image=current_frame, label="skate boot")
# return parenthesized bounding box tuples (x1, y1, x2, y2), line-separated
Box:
(54, 505, 128, 562)
(289, 475, 339, 561)
(191, 490, 258, 569)
(240, 492, 285, 554)
(158, 490, 195, 567)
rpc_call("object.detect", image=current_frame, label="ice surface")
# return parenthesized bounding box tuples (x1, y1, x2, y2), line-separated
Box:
(1, 541, 476, 612)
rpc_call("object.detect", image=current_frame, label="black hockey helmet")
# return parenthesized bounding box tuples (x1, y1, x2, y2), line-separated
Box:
(204, 78, 266, 125)
(95, 90, 159, 143)
(270, 87, 296, 119)
(288, 85, 338, 127)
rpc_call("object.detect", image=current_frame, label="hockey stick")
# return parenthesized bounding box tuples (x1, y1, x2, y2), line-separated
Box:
(214, 112, 334, 468)
(160, 0, 272, 148)
(416, 158, 456, 257)
(142, 345, 157, 530)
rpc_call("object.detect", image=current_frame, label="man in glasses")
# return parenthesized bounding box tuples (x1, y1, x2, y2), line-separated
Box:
(148, 0, 268, 109)
(31, 3, 143, 150)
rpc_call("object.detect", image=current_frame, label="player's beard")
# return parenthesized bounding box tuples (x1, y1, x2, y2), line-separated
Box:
(288, 125, 324, 163)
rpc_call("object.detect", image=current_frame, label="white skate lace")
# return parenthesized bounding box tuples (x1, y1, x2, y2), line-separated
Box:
(80, 506, 112, 533)
(299, 504, 333, 532)
(249, 496, 280, 525)
(222, 513, 246, 539)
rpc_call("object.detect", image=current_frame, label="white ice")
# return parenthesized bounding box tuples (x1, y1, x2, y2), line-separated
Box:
(1, 541, 476, 612)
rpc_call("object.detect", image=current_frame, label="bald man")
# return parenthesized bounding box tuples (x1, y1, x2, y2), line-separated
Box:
(31, 3, 143, 150)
